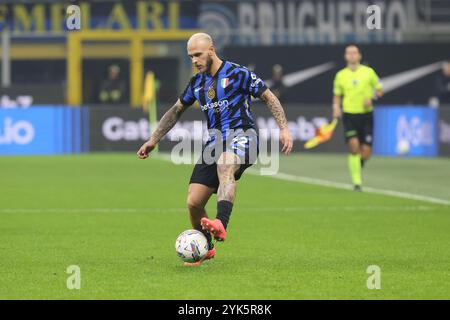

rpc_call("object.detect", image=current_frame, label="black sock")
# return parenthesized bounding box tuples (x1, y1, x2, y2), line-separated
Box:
(202, 230, 214, 250)
(216, 200, 233, 230)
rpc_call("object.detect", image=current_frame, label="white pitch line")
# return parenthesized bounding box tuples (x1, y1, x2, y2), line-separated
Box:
(0, 208, 185, 214)
(253, 171, 450, 206)
(153, 154, 450, 206)
(0, 205, 434, 214)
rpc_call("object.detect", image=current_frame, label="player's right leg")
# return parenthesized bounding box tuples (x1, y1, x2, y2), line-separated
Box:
(186, 183, 215, 249)
(184, 183, 216, 266)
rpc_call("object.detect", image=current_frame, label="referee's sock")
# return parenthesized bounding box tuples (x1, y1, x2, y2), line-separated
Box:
(216, 200, 233, 230)
(348, 154, 362, 186)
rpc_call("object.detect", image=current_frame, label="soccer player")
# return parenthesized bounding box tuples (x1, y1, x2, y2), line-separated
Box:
(332, 45, 383, 191)
(137, 33, 293, 265)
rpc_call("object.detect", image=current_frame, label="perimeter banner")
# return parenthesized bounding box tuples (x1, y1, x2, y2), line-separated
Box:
(0, 107, 89, 155)
(87, 105, 345, 153)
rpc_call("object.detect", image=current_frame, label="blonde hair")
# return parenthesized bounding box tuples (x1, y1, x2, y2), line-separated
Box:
(187, 33, 213, 47)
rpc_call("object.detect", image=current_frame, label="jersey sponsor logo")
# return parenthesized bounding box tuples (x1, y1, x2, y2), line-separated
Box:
(207, 86, 215, 99)
(220, 78, 229, 88)
(200, 99, 229, 112)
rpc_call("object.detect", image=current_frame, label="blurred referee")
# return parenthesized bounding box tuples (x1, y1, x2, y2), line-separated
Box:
(332, 45, 383, 191)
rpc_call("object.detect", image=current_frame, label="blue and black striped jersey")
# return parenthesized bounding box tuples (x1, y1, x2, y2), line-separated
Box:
(179, 60, 267, 136)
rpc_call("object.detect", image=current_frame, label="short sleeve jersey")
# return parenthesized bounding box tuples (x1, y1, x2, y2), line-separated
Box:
(180, 60, 267, 134)
(333, 65, 382, 114)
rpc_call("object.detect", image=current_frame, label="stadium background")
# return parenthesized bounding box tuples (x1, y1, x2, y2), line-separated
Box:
(1, 0, 449, 156)
(1, 0, 450, 300)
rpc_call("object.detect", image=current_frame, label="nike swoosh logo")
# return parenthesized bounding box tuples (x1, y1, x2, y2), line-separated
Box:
(380, 61, 444, 94)
(194, 87, 203, 92)
(264, 61, 443, 94)
(265, 62, 335, 88)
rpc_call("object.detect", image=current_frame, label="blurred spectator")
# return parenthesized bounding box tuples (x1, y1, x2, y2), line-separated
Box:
(270, 64, 286, 102)
(430, 61, 450, 107)
(98, 65, 126, 104)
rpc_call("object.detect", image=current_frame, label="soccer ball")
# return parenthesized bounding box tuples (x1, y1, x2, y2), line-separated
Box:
(175, 229, 209, 263)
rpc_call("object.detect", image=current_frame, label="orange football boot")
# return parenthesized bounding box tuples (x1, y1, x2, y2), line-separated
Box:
(184, 247, 216, 266)
(200, 218, 227, 242)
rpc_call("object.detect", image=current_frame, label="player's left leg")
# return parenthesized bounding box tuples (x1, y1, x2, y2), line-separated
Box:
(201, 151, 240, 242)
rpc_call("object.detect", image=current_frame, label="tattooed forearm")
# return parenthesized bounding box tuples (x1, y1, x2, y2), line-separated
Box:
(261, 89, 288, 130)
(149, 99, 187, 144)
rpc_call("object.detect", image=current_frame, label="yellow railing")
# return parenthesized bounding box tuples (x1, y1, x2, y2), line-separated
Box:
(66, 30, 199, 107)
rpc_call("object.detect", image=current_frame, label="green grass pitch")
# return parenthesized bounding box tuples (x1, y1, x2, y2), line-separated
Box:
(0, 153, 449, 299)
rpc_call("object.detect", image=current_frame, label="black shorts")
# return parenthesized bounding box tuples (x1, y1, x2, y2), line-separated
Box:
(189, 128, 259, 192)
(343, 112, 374, 146)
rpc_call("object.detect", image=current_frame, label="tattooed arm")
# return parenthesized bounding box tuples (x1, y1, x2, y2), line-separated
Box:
(260, 89, 293, 154)
(137, 99, 188, 159)
(261, 89, 289, 129)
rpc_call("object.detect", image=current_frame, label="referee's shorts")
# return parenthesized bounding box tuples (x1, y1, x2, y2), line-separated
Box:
(342, 112, 374, 146)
